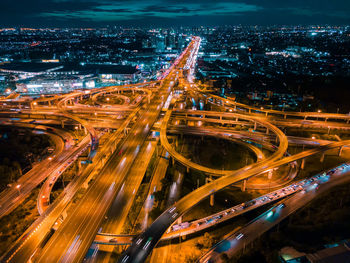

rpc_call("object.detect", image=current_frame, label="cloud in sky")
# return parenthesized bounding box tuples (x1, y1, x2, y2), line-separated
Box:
(1, 0, 350, 26)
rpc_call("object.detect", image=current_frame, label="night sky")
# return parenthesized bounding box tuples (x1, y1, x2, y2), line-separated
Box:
(2, 0, 350, 27)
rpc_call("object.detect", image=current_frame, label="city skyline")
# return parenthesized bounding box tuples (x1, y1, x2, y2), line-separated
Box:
(1, 1, 350, 262)
(1, 0, 350, 27)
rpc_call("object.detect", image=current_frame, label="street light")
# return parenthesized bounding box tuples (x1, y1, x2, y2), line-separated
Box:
(16, 184, 21, 194)
(318, 109, 321, 113)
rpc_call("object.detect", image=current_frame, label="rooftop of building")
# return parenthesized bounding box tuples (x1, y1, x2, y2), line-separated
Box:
(0, 62, 61, 72)
(0, 62, 139, 75)
(54, 63, 139, 75)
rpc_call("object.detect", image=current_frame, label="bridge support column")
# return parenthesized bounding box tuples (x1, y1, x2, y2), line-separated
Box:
(338, 146, 344, 157)
(320, 152, 325, 163)
(284, 114, 287, 119)
(266, 128, 269, 135)
(177, 216, 182, 224)
(234, 105, 236, 111)
(300, 158, 305, 170)
(325, 118, 328, 122)
(268, 170, 273, 180)
(84, 127, 87, 135)
(61, 120, 65, 128)
(210, 194, 214, 207)
(186, 166, 190, 173)
(248, 109, 251, 114)
(241, 179, 247, 192)
(48, 101, 51, 106)
(148, 96, 150, 104)
(254, 122, 257, 130)
(172, 157, 175, 166)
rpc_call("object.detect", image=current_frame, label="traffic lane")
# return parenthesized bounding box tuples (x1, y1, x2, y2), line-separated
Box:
(91, 141, 157, 263)
(36, 75, 174, 262)
(0, 128, 66, 217)
(199, 164, 350, 262)
(3, 125, 126, 262)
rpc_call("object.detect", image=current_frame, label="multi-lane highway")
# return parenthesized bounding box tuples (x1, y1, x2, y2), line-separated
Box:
(199, 163, 350, 263)
(31, 38, 200, 263)
(1, 34, 350, 263)
(0, 123, 77, 218)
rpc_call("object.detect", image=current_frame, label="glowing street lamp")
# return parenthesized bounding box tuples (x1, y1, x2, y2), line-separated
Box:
(16, 184, 21, 194)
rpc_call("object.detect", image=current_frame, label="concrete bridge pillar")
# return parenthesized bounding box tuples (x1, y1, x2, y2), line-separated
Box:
(338, 146, 344, 157)
(284, 114, 287, 119)
(210, 194, 214, 207)
(300, 158, 305, 170)
(254, 122, 257, 130)
(177, 216, 182, 224)
(325, 118, 328, 122)
(186, 166, 190, 173)
(268, 170, 273, 180)
(320, 152, 325, 163)
(266, 128, 269, 135)
(241, 179, 247, 192)
(61, 120, 65, 128)
(248, 109, 251, 114)
(84, 127, 87, 135)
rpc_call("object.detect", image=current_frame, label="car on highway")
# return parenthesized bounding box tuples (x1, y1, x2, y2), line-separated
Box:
(236, 233, 244, 240)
